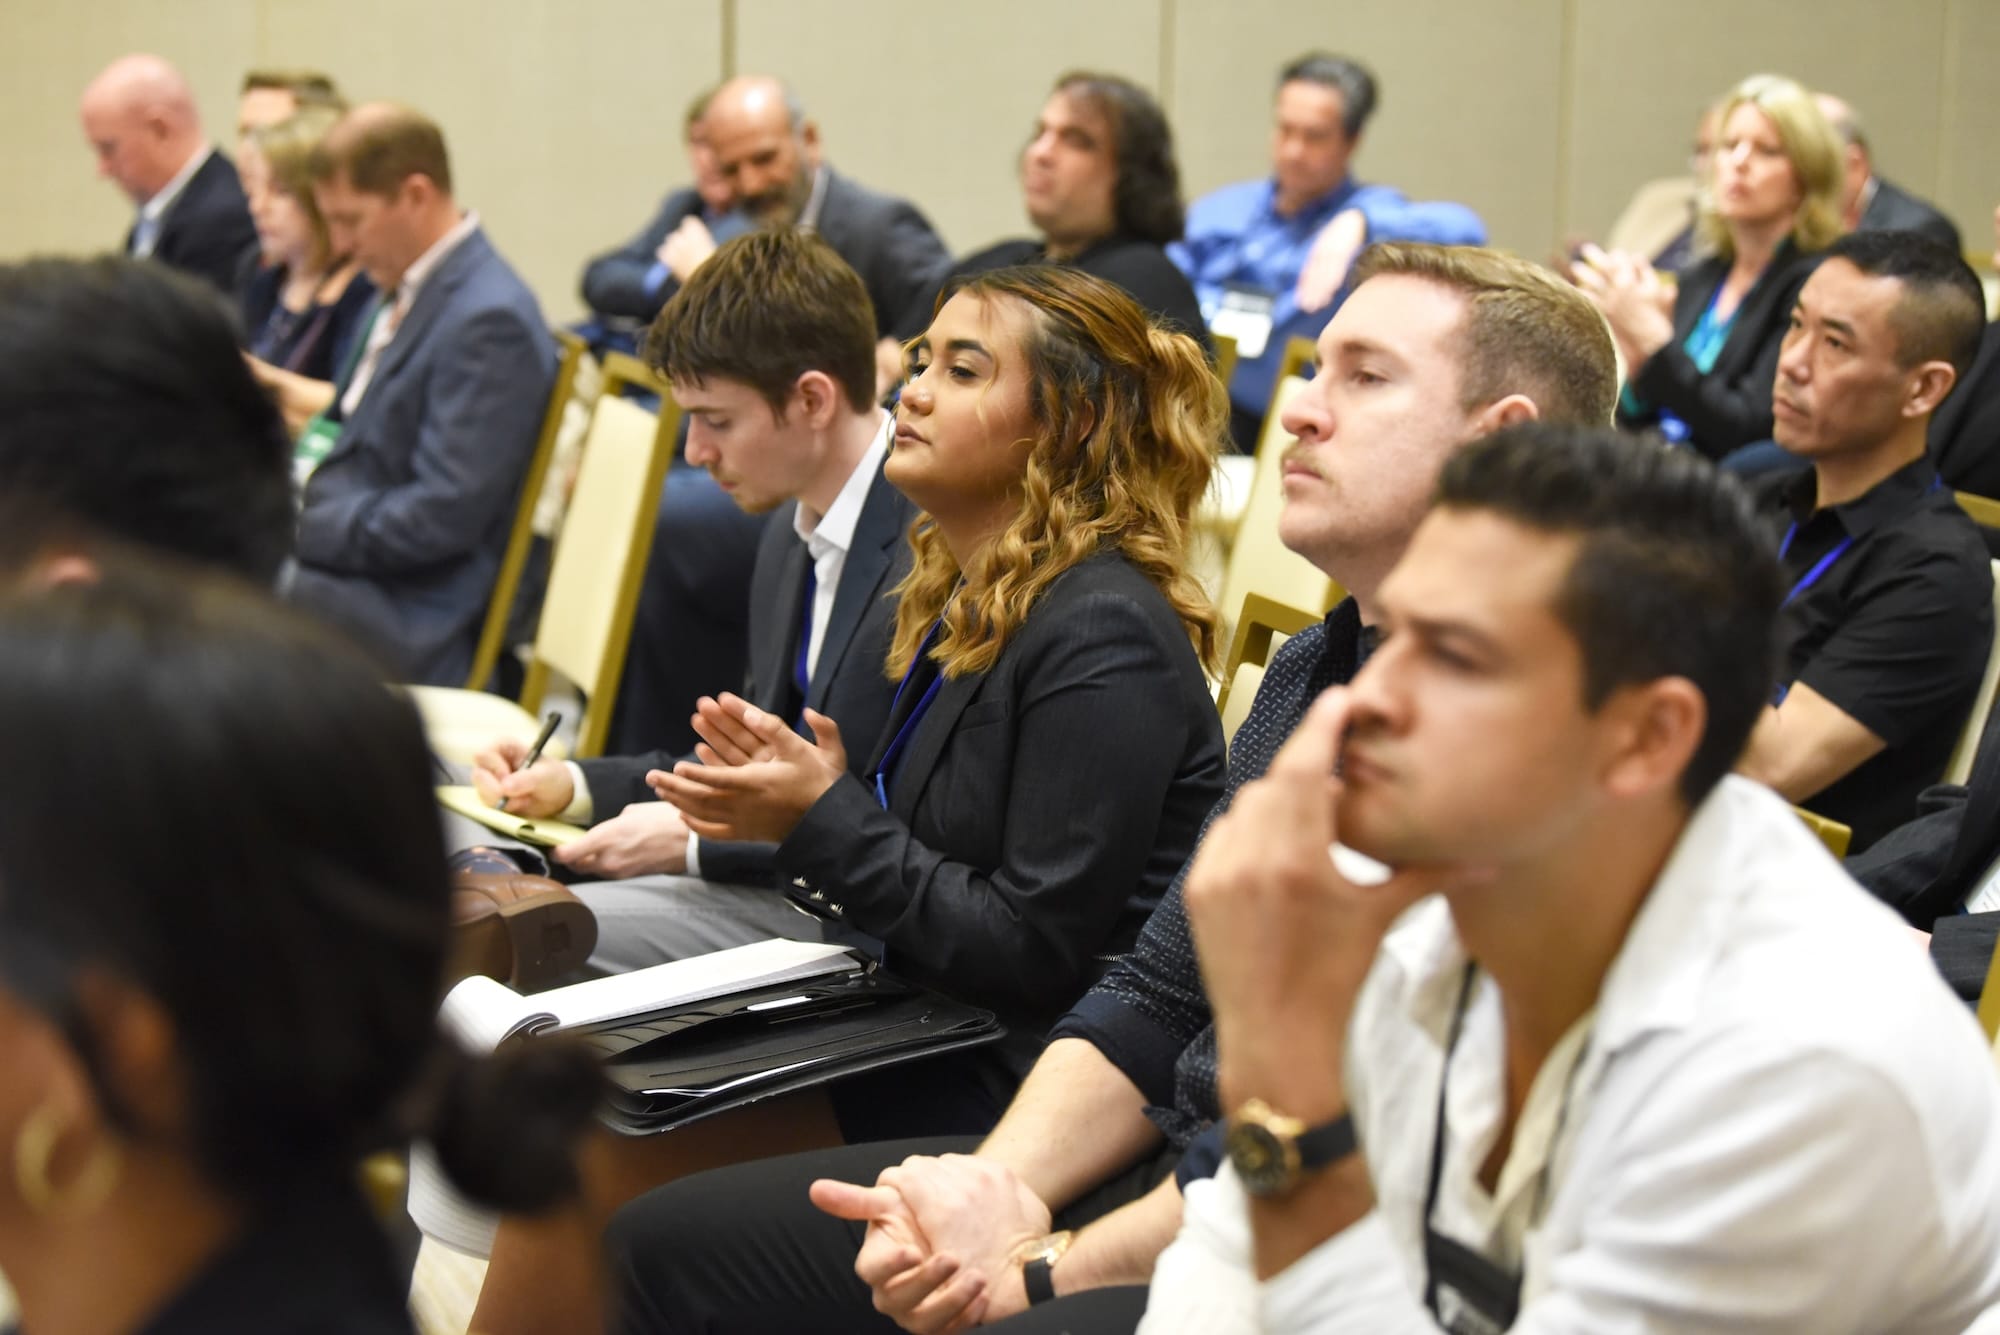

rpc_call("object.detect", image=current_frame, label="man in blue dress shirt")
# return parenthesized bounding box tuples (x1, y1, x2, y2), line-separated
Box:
(1170, 53, 1487, 448)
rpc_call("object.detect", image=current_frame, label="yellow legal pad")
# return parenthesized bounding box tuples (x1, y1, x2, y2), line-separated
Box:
(435, 785, 588, 848)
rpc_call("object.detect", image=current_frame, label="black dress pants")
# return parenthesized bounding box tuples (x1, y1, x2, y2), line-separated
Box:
(607, 1137, 1178, 1334)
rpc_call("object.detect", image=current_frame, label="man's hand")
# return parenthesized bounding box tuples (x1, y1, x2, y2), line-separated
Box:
(1186, 688, 1482, 1115)
(1296, 208, 1368, 314)
(812, 1178, 992, 1334)
(469, 738, 575, 817)
(647, 697, 847, 844)
(876, 1154, 1054, 1324)
(659, 215, 718, 282)
(550, 801, 691, 878)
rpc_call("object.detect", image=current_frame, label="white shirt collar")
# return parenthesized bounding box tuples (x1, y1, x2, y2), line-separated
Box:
(792, 412, 890, 560)
(140, 144, 213, 224)
(392, 210, 481, 315)
(799, 165, 832, 232)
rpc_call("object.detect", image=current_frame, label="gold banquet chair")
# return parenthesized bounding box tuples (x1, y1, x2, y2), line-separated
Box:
(1942, 559, 2000, 786)
(408, 391, 679, 763)
(462, 328, 590, 691)
(1792, 805, 1853, 859)
(1216, 593, 1322, 746)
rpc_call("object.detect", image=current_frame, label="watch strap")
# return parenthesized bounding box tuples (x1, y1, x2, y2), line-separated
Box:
(1023, 1253, 1058, 1306)
(1294, 1109, 1359, 1171)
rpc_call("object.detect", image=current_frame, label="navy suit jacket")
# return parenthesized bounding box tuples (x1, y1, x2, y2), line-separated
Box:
(773, 550, 1228, 1077)
(579, 185, 707, 322)
(810, 168, 953, 340)
(288, 227, 555, 686)
(1861, 177, 1963, 254)
(129, 149, 257, 296)
(1934, 322, 2000, 516)
(576, 456, 917, 884)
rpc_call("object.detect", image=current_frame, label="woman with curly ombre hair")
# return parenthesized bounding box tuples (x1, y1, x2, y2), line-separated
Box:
(654, 263, 1229, 1134)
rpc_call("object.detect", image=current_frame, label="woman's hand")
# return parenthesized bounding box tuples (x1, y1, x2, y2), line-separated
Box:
(1571, 243, 1675, 370)
(647, 699, 848, 844)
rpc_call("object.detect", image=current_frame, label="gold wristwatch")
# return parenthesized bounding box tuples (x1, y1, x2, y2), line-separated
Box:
(1225, 1098, 1357, 1198)
(1018, 1229, 1074, 1306)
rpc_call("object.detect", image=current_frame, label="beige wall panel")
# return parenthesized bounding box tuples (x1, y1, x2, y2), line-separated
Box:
(1170, 0, 1567, 257)
(1940, 0, 2000, 260)
(0, 1, 258, 262)
(258, 0, 725, 319)
(734, 0, 1164, 265)
(1566, 0, 1953, 246)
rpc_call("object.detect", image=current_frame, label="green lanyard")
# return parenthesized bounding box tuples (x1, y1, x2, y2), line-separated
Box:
(294, 299, 388, 486)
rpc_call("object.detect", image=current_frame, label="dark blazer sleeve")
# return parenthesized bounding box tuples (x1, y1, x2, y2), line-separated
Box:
(1079, 242, 1212, 353)
(773, 579, 1219, 1015)
(1864, 179, 1963, 254)
(830, 180, 954, 341)
(154, 154, 259, 297)
(580, 188, 702, 321)
(1933, 322, 2000, 503)
(1846, 782, 1971, 922)
(294, 302, 550, 576)
(1625, 248, 1815, 459)
(1929, 913, 2000, 1001)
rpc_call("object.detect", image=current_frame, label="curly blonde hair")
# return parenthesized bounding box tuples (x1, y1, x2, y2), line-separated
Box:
(888, 266, 1224, 681)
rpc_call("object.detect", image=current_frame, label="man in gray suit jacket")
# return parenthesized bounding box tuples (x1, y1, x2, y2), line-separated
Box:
(469, 230, 911, 970)
(1818, 93, 1963, 253)
(287, 104, 555, 686)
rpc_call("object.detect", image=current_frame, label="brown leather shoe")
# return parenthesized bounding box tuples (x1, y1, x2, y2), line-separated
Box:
(450, 870, 598, 992)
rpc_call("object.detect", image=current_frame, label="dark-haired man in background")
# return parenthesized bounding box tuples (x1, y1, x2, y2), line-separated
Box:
(888, 72, 1205, 355)
(1738, 229, 1993, 852)
(1170, 53, 1485, 447)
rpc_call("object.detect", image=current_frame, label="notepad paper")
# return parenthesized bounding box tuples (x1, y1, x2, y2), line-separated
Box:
(435, 784, 588, 847)
(410, 938, 859, 1256)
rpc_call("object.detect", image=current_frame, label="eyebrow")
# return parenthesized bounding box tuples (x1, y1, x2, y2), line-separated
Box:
(942, 338, 993, 361)
(1793, 301, 1860, 341)
(1327, 336, 1404, 365)
(1397, 611, 1508, 662)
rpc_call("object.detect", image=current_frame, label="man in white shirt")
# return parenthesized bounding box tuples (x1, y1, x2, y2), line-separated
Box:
(285, 103, 555, 686)
(1144, 424, 2000, 1333)
(79, 53, 257, 294)
(465, 228, 913, 964)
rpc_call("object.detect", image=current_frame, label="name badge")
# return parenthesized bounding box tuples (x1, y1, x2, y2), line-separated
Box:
(294, 413, 343, 488)
(1209, 283, 1277, 360)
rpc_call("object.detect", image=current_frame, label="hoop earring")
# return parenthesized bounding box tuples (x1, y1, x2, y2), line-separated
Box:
(13, 1100, 121, 1218)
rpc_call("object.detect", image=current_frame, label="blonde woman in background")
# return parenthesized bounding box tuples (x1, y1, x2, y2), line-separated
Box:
(1578, 73, 1842, 459)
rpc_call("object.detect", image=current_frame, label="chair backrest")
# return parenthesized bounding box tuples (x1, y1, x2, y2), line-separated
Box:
(1978, 928, 2000, 1045)
(1943, 559, 2000, 785)
(462, 328, 590, 691)
(1955, 491, 2000, 533)
(1217, 376, 1340, 646)
(1211, 332, 1239, 392)
(517, 392, 679, 757)
(1216, 593, 1322, 743)
(1271, 336, 1318, 411)
(1793, 805, 1852, 858)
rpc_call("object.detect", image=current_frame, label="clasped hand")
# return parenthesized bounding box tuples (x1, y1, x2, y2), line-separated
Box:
(811, 1153, 1053, 1333)
(646, 693, 847, 845)
(1569, 242, 1674, 368)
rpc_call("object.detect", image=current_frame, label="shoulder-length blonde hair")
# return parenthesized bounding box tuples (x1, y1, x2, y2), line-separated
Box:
(248, 105, 345, 272)
(1695, 73, 1844, 261)
(888, 266, 1224, 681)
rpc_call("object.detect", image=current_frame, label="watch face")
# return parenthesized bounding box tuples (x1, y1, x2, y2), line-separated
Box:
(1225, 1119, 1295, 1197)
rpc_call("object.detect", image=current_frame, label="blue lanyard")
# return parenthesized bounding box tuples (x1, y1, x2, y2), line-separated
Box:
(872, 616, 947, 809)
(1775, 524, 1855, 607)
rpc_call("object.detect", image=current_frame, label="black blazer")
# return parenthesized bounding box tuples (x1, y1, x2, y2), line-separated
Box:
(578, 186, 707, 322)
(1861, 177, 1963, 254)
(773, 550, 1227, 1076)
(128, 150, 258, 297)
(1621, 239, 1820, 460)
(576, 455, 917, 885)
(811, 168, 953, 340)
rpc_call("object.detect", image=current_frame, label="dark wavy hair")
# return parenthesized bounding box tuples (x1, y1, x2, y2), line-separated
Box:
(0, 553, 600, 1210)
(1051, 72, 1185, 246)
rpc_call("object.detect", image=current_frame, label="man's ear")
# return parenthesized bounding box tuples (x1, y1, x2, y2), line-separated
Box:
(793, 370, 841, 429)
(1904, 360, 1958, 419)
(1600, 677, 1706, 803)
(1470, 393, 1539, 437)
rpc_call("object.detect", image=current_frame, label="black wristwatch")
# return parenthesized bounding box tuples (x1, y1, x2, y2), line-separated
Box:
(1225, 1098, 1358, 1198)
(1019, 1230, 1073, 1305)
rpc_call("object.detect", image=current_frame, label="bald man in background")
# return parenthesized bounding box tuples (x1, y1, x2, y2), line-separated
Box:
(79, 54, 256, 294)
(1815, 92, 1962, 253)
(605, 74, 951, 758)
